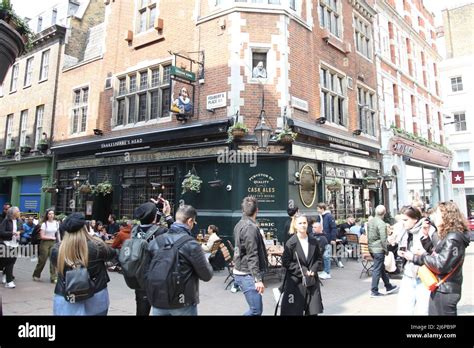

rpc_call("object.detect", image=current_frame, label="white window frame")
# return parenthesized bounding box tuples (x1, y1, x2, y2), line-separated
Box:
(136, 0, 158, 34)
(10, 64, 19, 92)
(5, 114, 14, 149)
(319, 0, 342, 39)
(71, 86, 89, 134)
(19, 110, 29, 147)
(114, 62, 171, 128)
(320, 64, 347, 127)
(453, 112, 467, 132)
(357, 85, 376, 136)
(450, 76, 463, 93)
(456, 150, 470, 172)
(24, 57, 34, 87)
(39, 50, 50, 81)
(353, 13, 372, 60)
(34, 105, 44, 147)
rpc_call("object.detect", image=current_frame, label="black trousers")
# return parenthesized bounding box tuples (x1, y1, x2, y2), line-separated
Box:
(429, 291, 461, 316)
(0, 257, 16, 283)
(135, 289, 151, 316)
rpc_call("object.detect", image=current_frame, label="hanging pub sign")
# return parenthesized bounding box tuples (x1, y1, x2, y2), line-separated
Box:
(299, 164, 317, 208)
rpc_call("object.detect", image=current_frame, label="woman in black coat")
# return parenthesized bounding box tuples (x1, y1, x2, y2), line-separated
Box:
(0, 206, 23, 288)
(281, 214, 323, 316)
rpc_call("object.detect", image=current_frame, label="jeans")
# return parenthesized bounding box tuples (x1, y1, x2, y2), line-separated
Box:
(429, 292, 461, 316)
(397, 275, 430, 315)
(371, 253, 391, 294)
(234, 274, 263, 316)
(135, 289, 151, 316)
(323, 244, 332, 274)
(152, 305, 198, 316)
(53, 288, 109, 315)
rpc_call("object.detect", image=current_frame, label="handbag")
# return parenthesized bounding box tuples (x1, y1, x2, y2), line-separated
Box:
(63, 264, 96, 303)
(384, 251, 396, 273)
(296, 251, 316, 288)
(417, 260, 463, 292)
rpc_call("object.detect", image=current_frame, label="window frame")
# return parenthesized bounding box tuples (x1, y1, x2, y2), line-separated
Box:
(19, 110, 29, 147)
(24, 57, 34, 87)
(5, 114, 14, 149)
(353, 13, 372, 60)
(136, 0, 158, 34)
(456, 150, 470, 172)
(71, 86, 89, 135)
(453, 112, 467, 132)
(320, 65, 347, 127)
(357, 85, 376, 136)
(319, 0, 342, 38)
(39, 50, 50, 81)
(10, 64, 19, 92)
(34, 105, 44, 147)
(114, 63, 171, 128)
(450, 76, 463, 93)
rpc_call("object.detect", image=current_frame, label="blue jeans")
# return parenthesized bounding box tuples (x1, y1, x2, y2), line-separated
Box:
(323, 244, 332, 274)
(53, 288, 109, 315)
(152, 305, 197, 316)
(371, 253, 391, 293)
(234, 274, 263, 316)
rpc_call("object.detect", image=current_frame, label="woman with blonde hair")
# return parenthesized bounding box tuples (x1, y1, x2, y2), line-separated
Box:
(51, 213, 117, 315)
(401, 202, 470, 315)
(280, 213, 323, 315)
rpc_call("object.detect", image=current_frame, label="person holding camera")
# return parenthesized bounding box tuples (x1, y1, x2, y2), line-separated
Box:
(396, 205, 438, 315)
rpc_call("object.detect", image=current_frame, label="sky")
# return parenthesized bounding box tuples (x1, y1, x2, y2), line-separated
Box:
(10, 0, 474, 25)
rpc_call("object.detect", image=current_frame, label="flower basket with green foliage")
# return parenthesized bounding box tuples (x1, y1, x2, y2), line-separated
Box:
(41, 180, 57, 193)
(20, 146, 31, 154)
(227, 122, 248, 143)
(0, 0, 35, 49)
(56, 213, 67, 222)
(5, 148, 15, 156)
(276, 127, 297, 144)
(79, 181, 93, 194)
(325, 178, 342, 191)
(181, 173, 203, 194)
(37, 139, 48, 152)
(94, 181, 113, 195)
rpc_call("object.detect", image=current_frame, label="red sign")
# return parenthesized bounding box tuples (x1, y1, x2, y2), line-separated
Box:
(452, 171, 465, 184)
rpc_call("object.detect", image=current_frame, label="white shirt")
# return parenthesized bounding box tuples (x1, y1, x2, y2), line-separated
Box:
(41, 221, 59, 240)
(299, 236, 309, 259)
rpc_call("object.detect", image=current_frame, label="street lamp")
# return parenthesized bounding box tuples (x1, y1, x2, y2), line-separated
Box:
(254, 110, 272, 149)
(383, 175, 393, 189)
(73, 171, 81, 190)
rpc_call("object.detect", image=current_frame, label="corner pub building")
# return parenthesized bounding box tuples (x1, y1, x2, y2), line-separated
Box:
(50, 0, 382, 242)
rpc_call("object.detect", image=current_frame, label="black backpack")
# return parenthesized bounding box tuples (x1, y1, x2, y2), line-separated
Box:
(62, 264, 96, 303)
(118, 224, 160, 290)
(145, 234, 194, 308)
(30, 224, 42, 245)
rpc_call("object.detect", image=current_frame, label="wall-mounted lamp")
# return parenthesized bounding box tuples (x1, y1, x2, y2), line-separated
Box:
(254, 110, 273, 149)
(316, 117, 326, 125)
(93, 129, 104, 136)
(383, 175, 393, 189)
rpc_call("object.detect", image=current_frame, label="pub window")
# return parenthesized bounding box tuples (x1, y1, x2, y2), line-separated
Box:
(319, 0, 341, 38)
(136, 0, 157, 34)
(320, 66, 346, 126)
(357, 86, 376, 136)
(114, 63, 171, 127)
(71, 86, 89, 134)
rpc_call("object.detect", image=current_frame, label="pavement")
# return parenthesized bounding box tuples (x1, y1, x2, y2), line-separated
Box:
(1, 244, 472, 316)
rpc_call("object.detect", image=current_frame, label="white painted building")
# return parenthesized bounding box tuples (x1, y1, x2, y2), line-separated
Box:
(438, 3, 474, 217)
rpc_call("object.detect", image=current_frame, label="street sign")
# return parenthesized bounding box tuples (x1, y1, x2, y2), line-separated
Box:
(452, 170, 465, 184)
(171, 66, 196, 82)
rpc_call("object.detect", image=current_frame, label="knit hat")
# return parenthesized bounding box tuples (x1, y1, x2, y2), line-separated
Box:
(134, 202, 157, 224)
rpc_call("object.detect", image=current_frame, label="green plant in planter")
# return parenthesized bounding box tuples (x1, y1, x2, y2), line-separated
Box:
(181, 173, 203, 194)
(0, 0, 35, 49)
(276, 127, 297, 144)
(94, 181, 113, 195)
(5, 148, 15, 156)
(227, 122, 248, 143)
(56, 213, 67, 222)
(20, 145, 31, 154)
(37, 138, 49, 151)
(325, 178, 342, 191)
(41, 180, 57, 193)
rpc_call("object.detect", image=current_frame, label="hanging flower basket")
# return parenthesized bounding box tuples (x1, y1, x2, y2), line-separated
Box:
(182, 173, 202, 194)
(41, 180, 58, 193)
(227, 122, 248, 143)
(276, 127, 297, 144)
(79, 181, 93, 194)
(326, 179, 342, 192)
(94, 181, 113, 195)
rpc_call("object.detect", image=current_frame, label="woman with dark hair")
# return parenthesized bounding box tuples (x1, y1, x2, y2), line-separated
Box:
(280, 214, 323, 316)
(401, 202, 470, 315)
(33, 209, 60, 283)
(51, 213, 117, 315)
(0, 206, 23, 288)
(397, 205, 437, 315)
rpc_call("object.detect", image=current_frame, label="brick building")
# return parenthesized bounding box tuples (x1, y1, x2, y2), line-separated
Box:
(50, 0, 383, 239)
(374, 0, 452, 214)
(0, 0, 104, 215)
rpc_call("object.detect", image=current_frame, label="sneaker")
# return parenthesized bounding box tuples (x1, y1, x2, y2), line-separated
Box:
(318, 271, 331, 279)
(337, 261, 344, 268)
(230, 284, 239, 293)
(370, 291, 384, 298)
(385, 284, 399, 295)
(32, 276, 41, 282)
(5, 281, 16, 288)
(2, 274, 6, 284)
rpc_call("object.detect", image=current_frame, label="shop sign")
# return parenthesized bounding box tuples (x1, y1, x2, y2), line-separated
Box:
(206, 92, 226, 109)
(291, 96, 309, 112)
(171, 66, 196, 82)
(238, 145, 286, 154)
(299, 164, 317, 208)
(100, 138, 143, 149)
(247, 173, 276, 203)
(389, 137, 452, 168)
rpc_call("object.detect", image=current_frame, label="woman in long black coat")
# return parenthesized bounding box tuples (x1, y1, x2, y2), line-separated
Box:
(281, 214, 323, 316)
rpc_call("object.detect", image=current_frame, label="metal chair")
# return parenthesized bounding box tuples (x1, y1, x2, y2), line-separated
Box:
(220, 241, 235, 290)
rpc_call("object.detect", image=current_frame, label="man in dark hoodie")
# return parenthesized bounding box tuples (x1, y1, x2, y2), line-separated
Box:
(316, 203, 344, 268)
(132, 200, 173, 316)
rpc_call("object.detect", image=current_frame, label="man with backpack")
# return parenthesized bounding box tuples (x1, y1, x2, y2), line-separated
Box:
(119, 201, 173, 316)
(145, 205, 213, 316)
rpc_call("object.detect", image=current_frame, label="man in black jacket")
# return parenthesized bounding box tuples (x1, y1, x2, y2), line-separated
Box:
(132, 201, 173, 316)
(146, 205, 213, 315)
(0, 203, 11, 224)
(233, 196, 268, 316)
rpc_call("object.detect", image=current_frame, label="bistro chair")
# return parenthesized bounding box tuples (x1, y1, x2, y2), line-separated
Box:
(358, 234, 373, 278)
(344, 233, 360, 260)
(220, 242, 235, 290)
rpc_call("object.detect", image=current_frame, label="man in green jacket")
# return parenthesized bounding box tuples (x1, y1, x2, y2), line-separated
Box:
(367, 205, 398, 297)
